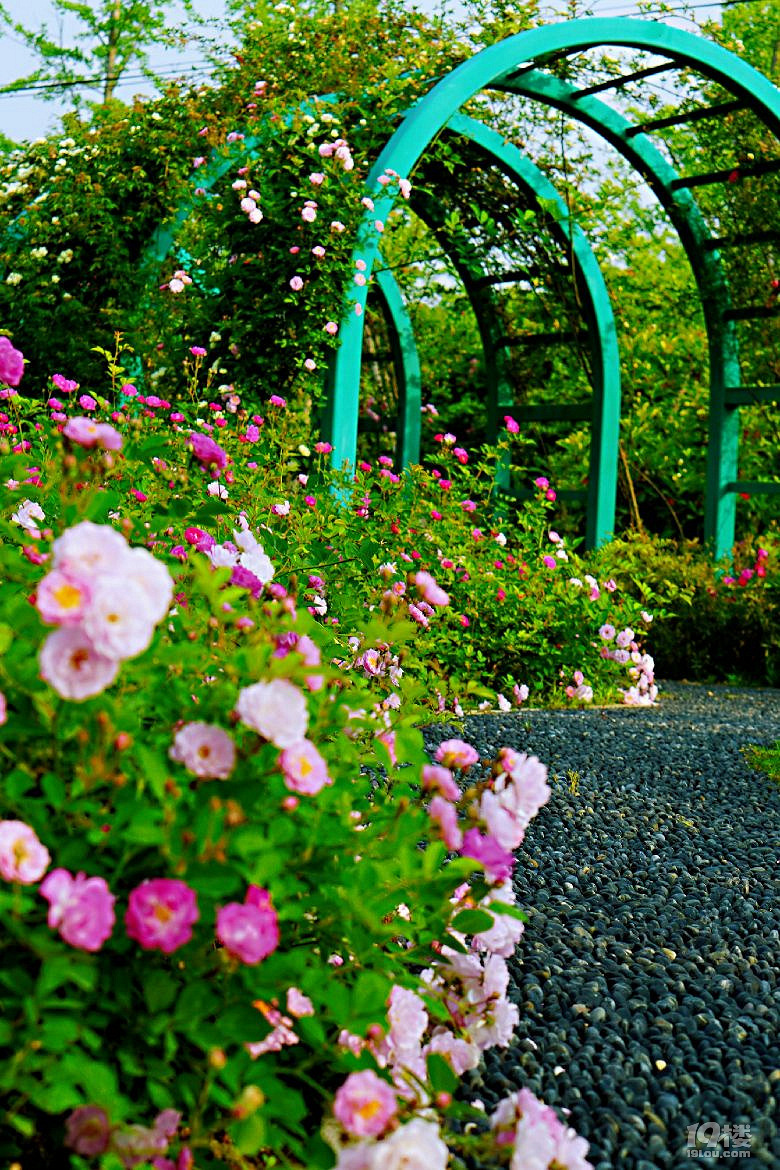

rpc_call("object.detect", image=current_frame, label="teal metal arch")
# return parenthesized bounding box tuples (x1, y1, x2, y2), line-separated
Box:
(504, 71, 742, 556)
(328, 18, 780, 557)
(410, 113, 621, 547)
(344, 110, 622, 546)
(371, 266, 422, 468)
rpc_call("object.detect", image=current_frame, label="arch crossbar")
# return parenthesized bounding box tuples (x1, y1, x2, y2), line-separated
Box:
(328, 18, 780, 557)
(340, 110, 623, 545)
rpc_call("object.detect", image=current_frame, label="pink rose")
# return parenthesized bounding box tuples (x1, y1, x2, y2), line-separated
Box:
(278, 739, 331, 795)
(216, 885, 279, 964)
(333, 1069, 397, 1138)
(0, 820, 50, 883)
(461, 828, 514, 885)
(36, 569, 92, 625)
(189, 432, 227, 471)
(82, 576, 158, 661)
(0, 336, 24, 387)
(169, 722, 236, 780)
(126, 879, 199, 953)
(368, 1118, 448, 1169)
(40, 869, 116, 951)
(65, 1106, 111, 1156)
(286, 987, 314, 1017)
(414, 570, 449, 607)
(62, 416, 113, 449)
(235, 678, 308, 747)
(421, 765, 459, 801)
(435, 738, 479, 769)
(428, 796, 463, 850)
(39, 626, 119, 700)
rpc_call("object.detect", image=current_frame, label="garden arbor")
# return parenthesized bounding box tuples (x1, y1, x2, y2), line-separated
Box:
(327, 19, 780, 557)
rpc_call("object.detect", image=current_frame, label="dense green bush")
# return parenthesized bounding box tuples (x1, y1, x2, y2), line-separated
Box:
(590, 532, 779, 686)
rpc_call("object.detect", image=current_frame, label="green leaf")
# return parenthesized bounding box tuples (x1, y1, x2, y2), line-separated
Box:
(3, 768, 35, 801)
(28, 1078, 83, 1114)
(450, 908, 495, 935)
(426, 1052, 458, 1094)
(174, 983, 213, 1025)
(41, 771, 65, 806)
(219, 1004, 266, 1044)
(7, 1112, 35, 1137)
(231, 1113, 267, 1156)
(143, 970, 179, 1013)
(122, 820, 165, 845)
(40, 1014, 80, 1052)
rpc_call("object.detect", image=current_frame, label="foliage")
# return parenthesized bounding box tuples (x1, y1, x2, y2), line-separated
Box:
(589, 530, 779, 687)
(0, 0, 777, 542)
(744, 741, 780, 787)
(0, 340, 596, 1168)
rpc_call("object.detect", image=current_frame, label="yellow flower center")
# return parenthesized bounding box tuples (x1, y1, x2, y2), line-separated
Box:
(12, 838, 30, 865)
(52, 582, 82, 610)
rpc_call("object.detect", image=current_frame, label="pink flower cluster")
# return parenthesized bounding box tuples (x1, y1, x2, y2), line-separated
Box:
(425, 742, 550, 887)
(37, 521, 174, 700)
(564, 670, 593, 703)
(199, 513, 275, 595)
(490, 1088, 593, 1169)
(0, 822, 280, 961)
(65, 1104, 192, 1169)
(599, 624, 658, 704)
(318, 136, 354, 171)
(63, 415, 122, 450)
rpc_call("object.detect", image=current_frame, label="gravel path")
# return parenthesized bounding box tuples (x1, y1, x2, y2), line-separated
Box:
(424, 682, 780, 1170)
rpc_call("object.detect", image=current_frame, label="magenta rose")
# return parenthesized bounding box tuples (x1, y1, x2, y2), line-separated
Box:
(189, 432, 227, 471)
(65, 1106, 111, 1156)
(125, 878, 199, 953)
(0, 336, 24, 387)
(216, 885, 279, 964)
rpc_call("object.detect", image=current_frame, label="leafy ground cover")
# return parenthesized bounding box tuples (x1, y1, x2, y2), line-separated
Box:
(745, 741, 780, 786)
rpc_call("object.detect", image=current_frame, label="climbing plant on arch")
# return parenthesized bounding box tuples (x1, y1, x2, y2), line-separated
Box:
(327, 18, 780, 558)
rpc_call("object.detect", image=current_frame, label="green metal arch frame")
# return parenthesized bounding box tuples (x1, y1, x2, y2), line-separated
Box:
(413, 112, 621, 547)
(328, 17, 780, 556)
(371, 266, 422, 468)
(504, 70, 742, 556)
(336, 114, 624, 544)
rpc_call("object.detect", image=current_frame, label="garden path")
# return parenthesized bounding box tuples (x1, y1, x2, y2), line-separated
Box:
(425, 683, 780, 1170)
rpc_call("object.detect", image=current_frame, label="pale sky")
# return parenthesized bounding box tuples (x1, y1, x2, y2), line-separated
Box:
(0, 0, 723, 144)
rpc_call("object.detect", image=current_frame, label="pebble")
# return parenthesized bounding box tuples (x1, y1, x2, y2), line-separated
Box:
(433, 682, 780, 1170)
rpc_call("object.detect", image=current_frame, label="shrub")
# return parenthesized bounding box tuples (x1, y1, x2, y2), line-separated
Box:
(0, 337, 604, 1168)
(590, 531, 779, 686)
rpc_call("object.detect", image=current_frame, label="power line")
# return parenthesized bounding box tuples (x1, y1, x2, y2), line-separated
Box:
(540, 0, 769, 16)
(0, 59, 226, 99)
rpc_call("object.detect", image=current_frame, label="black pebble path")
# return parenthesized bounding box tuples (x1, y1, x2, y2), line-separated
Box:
(423, 682, 780, 1170)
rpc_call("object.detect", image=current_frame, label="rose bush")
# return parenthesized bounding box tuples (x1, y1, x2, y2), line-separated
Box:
(0, 340, 601, 1167)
